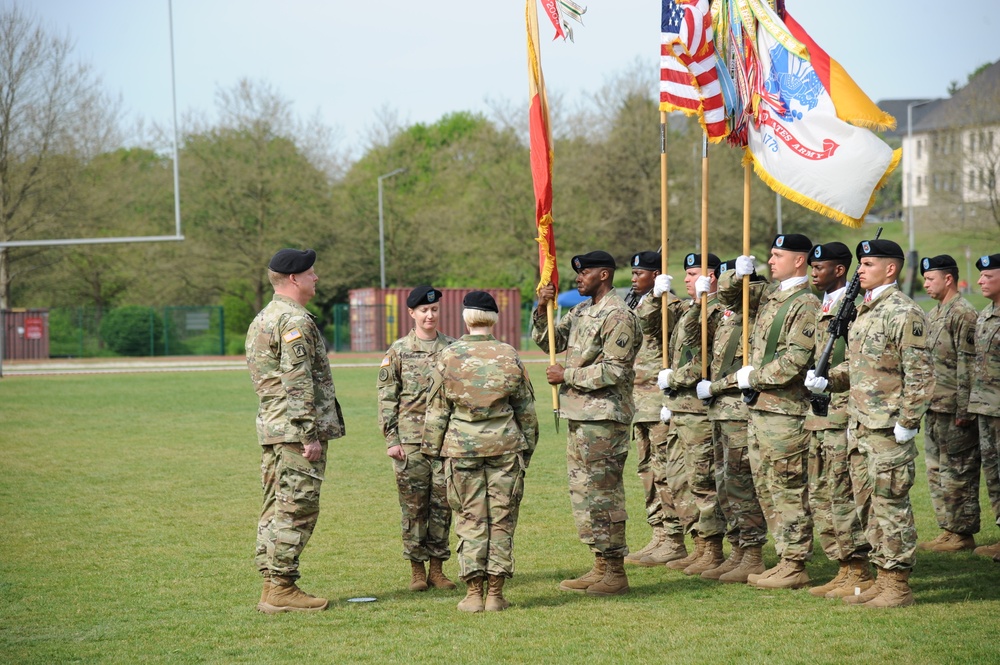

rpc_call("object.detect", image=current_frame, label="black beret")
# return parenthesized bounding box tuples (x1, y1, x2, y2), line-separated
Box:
(407, 285, 442, 309)
(463, 290, 498, 312)
(920, 254, 958, 275)
(976, 253, 1000, 271)
(630, 251, 661, 272)
(772, 233, 812, 253)
(808, 242, 852, 267)
(856, 238, 904, 261)
(572, 250, 616, 273)
(268, 248, 316, 274)
(683, 252, 721, 271)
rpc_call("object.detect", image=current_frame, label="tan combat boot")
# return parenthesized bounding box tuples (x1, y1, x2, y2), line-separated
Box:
(973, 541, 1000, 558)
(626, 525, 666, 564)
(719, 545, 765, 584)
(484, 574, 510, 611)
(666, 536, 705, 570)
(861, 568, 914, 608)
(931, 531, 976, 552)
(809, 561, 850, 597)
(257, 577, 273, 612)
(260, 576, 328, 613)
(638, 534, 687, 566)
(843, 568, 886, 605)
(825, 558, 875, 599)
(586, 556, 630, 596)
(917, 531, 948, 551)
(702, 545, 744, 580)
(747, 560, 781, 586)
(409, 560, 429, 592)
(559, 555, 607, 592)
(457, 575, 486, 613)
(754, 558, 810, 589)
(684, 536, 725, 576)
(427, 557, 457, 590)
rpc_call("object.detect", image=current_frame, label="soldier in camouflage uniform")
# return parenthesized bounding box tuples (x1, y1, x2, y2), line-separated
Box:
(802, 242, 873, 598)
(652, 252, 726, 576)
(377, 285, 457, 592)
(533, 250, 642, 596)
(246, 249, 345, 614)
(625, 251, 688, 566)
(917, 255, 981, 553)
(970, 253, 1000, 561)
(423, 291, 538, 612)
(696, 261, 768, 583)
(824, 238, 933, 608)
(730, 233, 819, 590)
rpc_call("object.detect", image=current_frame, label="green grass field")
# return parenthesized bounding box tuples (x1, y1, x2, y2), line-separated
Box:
(1, 361, 998, 664)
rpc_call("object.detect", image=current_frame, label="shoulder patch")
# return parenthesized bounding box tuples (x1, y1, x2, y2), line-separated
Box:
(293, 343, 306, 358)
(283, 328, 303, 343)
(378, 368, 390, 382)
(380, 355, 391, 367)
(911, 320, 924, 337)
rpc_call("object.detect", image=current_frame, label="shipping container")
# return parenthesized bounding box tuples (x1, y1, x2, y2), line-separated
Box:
(2, 309, 50, 360)
(348, 288, 522, 351)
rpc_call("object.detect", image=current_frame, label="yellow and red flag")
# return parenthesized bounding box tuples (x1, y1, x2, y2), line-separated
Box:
(527, 0, 558, 292)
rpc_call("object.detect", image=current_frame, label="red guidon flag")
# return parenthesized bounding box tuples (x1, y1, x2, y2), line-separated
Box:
(527, 0, 558, 292)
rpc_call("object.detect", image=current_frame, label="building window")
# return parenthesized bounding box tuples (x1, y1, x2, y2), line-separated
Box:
(980, 169, 986, 191)
(970, 134, 977, 152)
(917, 175, 922, 195)
(917, 139, 922, 159)
(970, 170, 976, 189)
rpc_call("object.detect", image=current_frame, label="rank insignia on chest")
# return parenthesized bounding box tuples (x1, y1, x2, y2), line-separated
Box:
(283, 329, 302, 343)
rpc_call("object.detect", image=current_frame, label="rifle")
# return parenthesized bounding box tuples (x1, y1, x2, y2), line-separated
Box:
(808, 226, 883, 416)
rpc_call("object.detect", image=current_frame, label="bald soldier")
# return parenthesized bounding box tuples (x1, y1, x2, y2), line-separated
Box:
(533, 250, 642, 596)
(820, 238, 933, 608)
(970, 253, 1000, 561)
(246, 248, 345, 614)
(917, 255, 981, 553)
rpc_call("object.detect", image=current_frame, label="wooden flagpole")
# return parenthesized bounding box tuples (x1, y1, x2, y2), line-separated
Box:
(660, 111, 669, 365)
(742, 162, 751, 363)
(700, 134, 709, 378)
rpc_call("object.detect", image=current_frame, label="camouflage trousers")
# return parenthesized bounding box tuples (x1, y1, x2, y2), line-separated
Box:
(255, 442, 327, 580)
(392, 444, 452, 561)
(666, 413, 725, 538)
(849, 421, 918, 570)
(567, 420, 629, 558)
(445, 452, 525, 581)
(924, 411, 981, 535)
(979, 415, 1000, 529)
(807, 427, 871, 562)
(747, 411, 814, 561)
(633, 421, 683, 536)
(713, 420, 766, 548)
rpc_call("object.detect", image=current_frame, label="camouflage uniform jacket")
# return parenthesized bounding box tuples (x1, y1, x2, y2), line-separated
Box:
(377, 329, 456, 448)
(803, 290, 854, 431)
(662, 296, 722, 414)
(969, 302, 1000, 418)
(926, 294, 978, 418)
(633, 290, 685, 423)
(422, 334, 538, 459)
(719, 276, 820, 416)
(245, 294, 345, 445)
(705, 272, 764, 421)
(532, 289, 641, 423)
(828, 285, 933, 430)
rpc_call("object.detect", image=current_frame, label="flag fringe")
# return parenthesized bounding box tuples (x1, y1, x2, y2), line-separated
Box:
(659, 104, 729, 143)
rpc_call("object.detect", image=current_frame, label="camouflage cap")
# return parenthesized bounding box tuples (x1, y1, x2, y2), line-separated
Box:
(919, 254, 957, 275)
(268, 248, 316, 274)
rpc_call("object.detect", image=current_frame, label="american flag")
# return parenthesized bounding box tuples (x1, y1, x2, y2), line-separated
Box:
(660, 0, 728, 141)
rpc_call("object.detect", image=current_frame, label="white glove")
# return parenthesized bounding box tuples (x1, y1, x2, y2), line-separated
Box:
(695, 275, 712, 298)
(893, 422, 918, 443)
(653, 274, 673, 297)
(804, 369, 828, 394)
(735, 255, 756, 277)
(736, 365, 754, 390)
(696, 379, 713, 400)
(660, 406, 673, 423)
(657, 368, 674, 391)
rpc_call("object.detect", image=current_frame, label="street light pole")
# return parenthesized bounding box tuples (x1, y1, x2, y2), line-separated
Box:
(377, 168, 407, 289)
(906, 99, 932, 296)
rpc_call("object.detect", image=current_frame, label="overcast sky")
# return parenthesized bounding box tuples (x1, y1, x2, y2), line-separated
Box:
(21, 0, 1000, 157)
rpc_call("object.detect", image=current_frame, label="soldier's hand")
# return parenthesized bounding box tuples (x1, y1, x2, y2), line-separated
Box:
(303, 440, 323, 462)
(893, 422, 918, 444)
(387, 444, 406, 461)
(660, 406, 672, 423)
(546, 363, 565, 384)
(657, 368, 674, 391)
(653, 274, 673, 297)
(804, 369, 829, 394)
(695, 275, 712, 299)
(735, 255, 756, 277)
(696, 379, 713, 400)
(736, 365, 754, 390)
(537, 284, 556, 307)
